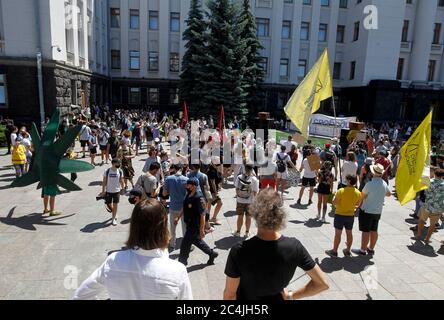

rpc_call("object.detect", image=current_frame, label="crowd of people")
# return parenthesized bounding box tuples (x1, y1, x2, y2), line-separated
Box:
(2, 108, 444, 300)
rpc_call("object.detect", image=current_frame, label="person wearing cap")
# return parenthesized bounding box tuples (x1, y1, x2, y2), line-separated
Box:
(352, 163, 391, 256)
(359, 157, 374, 191)
(175, 179, 219, 266)
(102, 158, 125, 226)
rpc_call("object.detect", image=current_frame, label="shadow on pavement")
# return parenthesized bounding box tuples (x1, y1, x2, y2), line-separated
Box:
(0, 177, 15, 183)
(318, 255, 374, 274)
(290, 203, 309, 210)
(223, 210, 237, 218)
(0, 173, 15, 178)
(405, 218, 418, 225)
(214, 236, 243, 250)
(407, 241, 439, 257)
(0, 207, 75, 231)
(0, 184, 12, 190)
(88, 181, 103, 187)
(304, 218, 324, 228)
(289, 220, 305, 225)
(121, 218, 131, 225)
(81, 219, 112, 233)
(437, 245, 444, 255)
(0, 166, 13, 171)
(187, 263, 207, 273)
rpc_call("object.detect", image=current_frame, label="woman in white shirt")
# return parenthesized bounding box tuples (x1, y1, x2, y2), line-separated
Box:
(74, 199, 193, 300)
(340, 152, 358, 188)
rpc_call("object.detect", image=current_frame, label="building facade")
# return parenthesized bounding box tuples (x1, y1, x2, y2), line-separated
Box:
(1, 0, 444, 124)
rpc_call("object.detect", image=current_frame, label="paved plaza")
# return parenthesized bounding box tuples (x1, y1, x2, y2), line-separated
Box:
(1, 145, 444, 300)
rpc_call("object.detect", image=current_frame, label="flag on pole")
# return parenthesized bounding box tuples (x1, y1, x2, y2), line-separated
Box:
(217, 105, 228, 142)
(181, 100, 189, 129)
(284, 48, 333, 138)
(395, 111, 433, 205)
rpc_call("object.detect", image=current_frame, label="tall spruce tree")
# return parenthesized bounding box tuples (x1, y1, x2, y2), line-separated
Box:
(195, 0, 248, 117)
(179, 0, 207, 115)
(237, 0, 265, 110)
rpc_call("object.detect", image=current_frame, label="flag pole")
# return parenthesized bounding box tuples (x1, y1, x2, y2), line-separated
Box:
(331, 95, 342, 183)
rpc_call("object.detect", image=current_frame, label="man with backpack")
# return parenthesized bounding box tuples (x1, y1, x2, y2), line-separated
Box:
(135, 162, 162, 199)
(275, 145, 296, 198)
(101, 159, 125, 226)
(233, 165, 259, 238)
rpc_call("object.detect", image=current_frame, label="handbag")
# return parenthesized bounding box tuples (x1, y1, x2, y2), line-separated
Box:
(287, 169, 301, 187)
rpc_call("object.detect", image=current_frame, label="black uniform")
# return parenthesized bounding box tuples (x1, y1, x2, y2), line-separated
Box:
(178, 192, 214, 265)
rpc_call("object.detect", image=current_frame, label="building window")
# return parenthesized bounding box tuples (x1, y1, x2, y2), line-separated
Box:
(170, 13, 180, 32)
(402, 20, 409, 42)
(112, 86, 122, 103)
(149, 52, 159, 71)
(280, 59, 289, 77)
(111, 50, 121, 69)
(321, 0, 330, 6)
(333, 62, 341, 80)
(0, 74, 7, 108)
(301, 22, 310, 40)
(130, 9, 139, 29)
(256, 0, 272, 8)
(439, 0, 444, 6)
(350, 61, 356, 80)
(110, 8, 120, 28)
(170, 53, 180, 72)
(148, 88, 159, 105)
(319, 24, 328, 42)
(129, 87, 141, 105)
(129, 51, 140, 70)
(298, 60, 307, 78)
(258, 57, 268, 74)
(428, 60, 436, 81)
(353, 21, 360, 41)
(397, 58, 404, 80)
(433, 23, 442, 44)
(337, 25, 345, 43)
(256, 18, 270, 37)
(169, 88, 179, 104)
(303, 0, 311, 4)
(149, 11, 159, 30)
(339, 0, 348, 8)
(282, 20, 291, 39)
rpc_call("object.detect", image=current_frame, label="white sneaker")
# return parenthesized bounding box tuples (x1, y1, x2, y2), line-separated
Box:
(244, 232, 250, 239)
(112, 218, 117, 226)
(232, 231, 241, 237)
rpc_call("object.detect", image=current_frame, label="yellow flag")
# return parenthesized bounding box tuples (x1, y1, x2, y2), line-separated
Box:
(285, 48, 333, 138)
(396, 111, 433, 205)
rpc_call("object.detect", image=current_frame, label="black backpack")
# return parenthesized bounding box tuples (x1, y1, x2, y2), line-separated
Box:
(276, 154, 287, 173)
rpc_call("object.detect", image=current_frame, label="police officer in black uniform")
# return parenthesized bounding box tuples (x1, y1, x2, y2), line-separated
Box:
(175, 178, 218, 266)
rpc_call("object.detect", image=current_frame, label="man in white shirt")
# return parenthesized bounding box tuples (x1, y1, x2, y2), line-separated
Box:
(102, 159, 125, 226)
(233, 165, 259, 238)
(283, 135, 297, 153)
(297, 149, 319, 206)
(275, 145, 296, 197)
(79, 122, 92, 158)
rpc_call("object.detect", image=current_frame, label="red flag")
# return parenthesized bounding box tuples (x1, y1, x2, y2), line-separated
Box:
(217, 105, 227, 142)
(181, 100, 189, 129)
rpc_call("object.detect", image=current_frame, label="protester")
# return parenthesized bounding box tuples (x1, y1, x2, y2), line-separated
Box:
(88, 129, 99, 166)
(117, 142, 135, 190)
(11, 137, 27, 178)
(275, 145, 296, 197)
(207, 157, 224, 226)
(101, 158, 125, 226)
(107, 129, 120, 161)
(224, 188, 329, 300)
(316, 161, 334, 223)
(320, 144, 338, 180)
(74, 199, 193, 300)
(339, 152, 358, 189)
(79, 122, 92, 158)
(98, 128, 110, 165)
(297, 149, 318, 206)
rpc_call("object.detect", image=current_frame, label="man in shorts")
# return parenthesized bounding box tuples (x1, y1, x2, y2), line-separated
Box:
(42, 185, 61, 216)
(102, 158, 124, 226)
(79, 121, 92, 159)
(297, 148, 318, 206)
(275, 145, 296, 198)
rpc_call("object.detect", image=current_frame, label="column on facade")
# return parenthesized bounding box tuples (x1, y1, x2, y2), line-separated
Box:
(140, 0, 148, 77)
(289, 0, 303, 84)
(270, 0, 284, 83)
(327, 0, 339, 76)
(159, 0, 169, 79)
(408, 0, 435, 81)
(72, 0, 80, 66)
(120, 0, 129, 77)
(82, 0, 89, 69)
(308, 0, 321, 69)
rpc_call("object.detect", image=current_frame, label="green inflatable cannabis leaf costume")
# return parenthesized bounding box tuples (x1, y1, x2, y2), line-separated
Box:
(11, 109, 94, 192)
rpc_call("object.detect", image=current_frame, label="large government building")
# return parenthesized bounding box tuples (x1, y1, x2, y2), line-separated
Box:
(1, 0, 444, 125)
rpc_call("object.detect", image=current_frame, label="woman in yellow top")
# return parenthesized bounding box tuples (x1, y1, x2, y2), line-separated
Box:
(11, 137, 27, 178)
(325, 175, 361, 258)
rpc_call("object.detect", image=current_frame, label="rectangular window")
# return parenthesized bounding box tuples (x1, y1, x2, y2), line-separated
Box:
(333, 62, 341, 80)
(433, 23, 441, 44)
(339, 0, 348, 8)
(319, 23, 328, 42)
(282, 20, 291, 39)
(321, 0, 330, 6)
(170, 53, 180, 72)
(402, 20, 409, 42)
(258, 57, 268, 74)
(428, 60, 436, 81)
(170, 13, 180, 32)
(256, 18, 270, 37)
(148, 88, 159, 105)
(280, 59, 289, 77)
(130, 9, 139, 29)
(0, 74, 7, 107)
(350, 61, 356, 80)
(112, 86, 122, 104)
(149, 11, 159, 30)
(110, 8, 120, 28)
(303, 0, 311, 4)
(353, 21, 360, 41)
(298, 59, 307, 78)
(301, 22, 310, 40)
(337, 25, 345, 43)
(111, 50, 121, 69)
(397, 58, 404, 80)
(149, 52, 159, 71)
(129, 87, 141, 105)
(129, 51, 140, 70)
(169, 88, 179, 104)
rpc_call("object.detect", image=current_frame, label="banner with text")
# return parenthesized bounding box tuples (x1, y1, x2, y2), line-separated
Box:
(308, 114, 357, 138)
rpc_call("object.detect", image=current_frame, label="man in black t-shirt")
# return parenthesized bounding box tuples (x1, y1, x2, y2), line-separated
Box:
(223, 188, 329, 300)
(176, 179, 218, 266)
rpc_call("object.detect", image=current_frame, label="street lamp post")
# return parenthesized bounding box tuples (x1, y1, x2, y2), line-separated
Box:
(36, 52, 46, 133)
